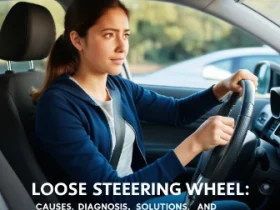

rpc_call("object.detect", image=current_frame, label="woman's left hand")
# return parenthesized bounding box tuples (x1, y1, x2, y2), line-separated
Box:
(212, 69, 258, 100)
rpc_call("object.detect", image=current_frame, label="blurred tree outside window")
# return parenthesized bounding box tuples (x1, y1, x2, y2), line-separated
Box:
(122, 0, 279, 92)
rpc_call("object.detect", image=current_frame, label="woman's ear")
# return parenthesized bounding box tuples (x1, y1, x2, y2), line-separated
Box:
(69, 31, 83, 51)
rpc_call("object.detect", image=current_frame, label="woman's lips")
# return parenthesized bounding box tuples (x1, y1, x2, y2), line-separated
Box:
(111, 58, 124, 65)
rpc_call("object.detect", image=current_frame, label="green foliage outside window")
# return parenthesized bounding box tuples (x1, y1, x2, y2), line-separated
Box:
(123, 0, 263, 65)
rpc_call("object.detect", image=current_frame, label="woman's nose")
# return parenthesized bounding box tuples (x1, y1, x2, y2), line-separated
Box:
(115, 36, 127, 53)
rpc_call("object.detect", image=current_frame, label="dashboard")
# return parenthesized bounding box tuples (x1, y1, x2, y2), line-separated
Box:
(254, 87, 280, 147)
(243, 90, 280, 208)
(254, 104, 280, 146)
(232, 61, 280, 209)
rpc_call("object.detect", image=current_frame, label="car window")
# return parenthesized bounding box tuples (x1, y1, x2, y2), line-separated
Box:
(0, 0, 65, 73)
(236, 55, 280, 72)
(122, 0, 279, 96)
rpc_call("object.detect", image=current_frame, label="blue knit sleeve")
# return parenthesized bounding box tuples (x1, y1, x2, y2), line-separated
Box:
(121, 78, 223, 127)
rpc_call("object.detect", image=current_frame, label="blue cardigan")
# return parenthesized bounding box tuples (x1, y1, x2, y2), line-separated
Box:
(35, 73, 221, 207)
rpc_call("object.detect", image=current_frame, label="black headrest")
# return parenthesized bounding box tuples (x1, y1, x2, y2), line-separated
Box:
(0, 2, 56, 61)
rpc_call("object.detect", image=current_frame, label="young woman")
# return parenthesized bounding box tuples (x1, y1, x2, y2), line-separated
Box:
(33, 0, 258, 209)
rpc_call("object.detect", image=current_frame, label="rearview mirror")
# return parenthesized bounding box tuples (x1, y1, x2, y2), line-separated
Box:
(202, 65, 232, 80)
(253, 61, 271, 94)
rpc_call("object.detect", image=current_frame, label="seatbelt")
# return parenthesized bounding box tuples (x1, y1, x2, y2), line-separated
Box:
(109, 88, 125, 170)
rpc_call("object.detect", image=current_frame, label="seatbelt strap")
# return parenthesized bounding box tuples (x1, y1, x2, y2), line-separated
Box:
(109, 87, 125, 170)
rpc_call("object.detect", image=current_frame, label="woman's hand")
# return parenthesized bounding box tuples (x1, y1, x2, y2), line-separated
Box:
(174, 116, 234, 166)
(212, 69, 258, 100)
(189, 116, 234, 151)
(174, 69, 258, 167)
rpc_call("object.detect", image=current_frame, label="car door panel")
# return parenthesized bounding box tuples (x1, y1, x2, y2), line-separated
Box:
(139, 84, 270, 167)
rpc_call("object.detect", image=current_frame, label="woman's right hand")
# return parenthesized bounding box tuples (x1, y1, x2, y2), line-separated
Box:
(190, 115, 234, 151)
(174, 116, 235, 166)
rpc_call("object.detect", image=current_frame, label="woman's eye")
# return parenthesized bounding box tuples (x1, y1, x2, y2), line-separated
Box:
(124, 34, 130, 39)
(104, 33, 113, 38)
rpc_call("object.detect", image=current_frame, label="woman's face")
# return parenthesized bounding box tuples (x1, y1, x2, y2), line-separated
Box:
(77, 7, 130, 76)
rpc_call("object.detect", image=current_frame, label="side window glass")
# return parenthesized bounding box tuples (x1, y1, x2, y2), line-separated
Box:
(0, 0, 64, 73)
(122, 0, 277, 91)
(237, 55, 280, 73)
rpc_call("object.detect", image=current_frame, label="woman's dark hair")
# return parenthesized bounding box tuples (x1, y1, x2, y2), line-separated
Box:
(31, 0, 130, 104)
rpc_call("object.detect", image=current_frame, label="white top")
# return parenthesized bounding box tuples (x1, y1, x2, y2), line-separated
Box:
(69, 76, 135, 177)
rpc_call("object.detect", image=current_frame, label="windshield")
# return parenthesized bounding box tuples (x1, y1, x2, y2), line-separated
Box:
(243, 0, 280, 26)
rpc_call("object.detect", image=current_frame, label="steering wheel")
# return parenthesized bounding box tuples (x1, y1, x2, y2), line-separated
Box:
(185, 80, 255, 209)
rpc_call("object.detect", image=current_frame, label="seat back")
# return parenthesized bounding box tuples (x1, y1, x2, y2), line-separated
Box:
(0, 2, 58, 204)
(0, 149, 36, 210)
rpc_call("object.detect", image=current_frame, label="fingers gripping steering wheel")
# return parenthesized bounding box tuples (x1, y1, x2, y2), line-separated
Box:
(185, 80, 255, 209)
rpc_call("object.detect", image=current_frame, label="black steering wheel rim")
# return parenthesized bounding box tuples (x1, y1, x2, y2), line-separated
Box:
(185, 80, 255, 209)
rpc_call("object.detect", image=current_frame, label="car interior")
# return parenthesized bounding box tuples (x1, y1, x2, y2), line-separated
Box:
(0, 0, 280, 210)
(0, 2, 58, 209)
